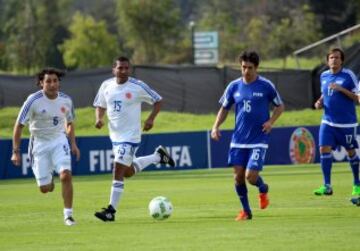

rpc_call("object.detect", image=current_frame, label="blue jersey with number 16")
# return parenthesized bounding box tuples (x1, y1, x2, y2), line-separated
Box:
(220, 76, 283, 149)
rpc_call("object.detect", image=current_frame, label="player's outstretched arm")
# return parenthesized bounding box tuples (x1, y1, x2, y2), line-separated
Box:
(211, 107, 228, 141)
(143, 100, 162, 131)
(11, 123, 24, 166)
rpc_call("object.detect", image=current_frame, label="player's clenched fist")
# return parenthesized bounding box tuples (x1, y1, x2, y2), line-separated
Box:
(11, 152, 21, 166)
(95, 119, 104, 129)
(211, 128, 221, 141)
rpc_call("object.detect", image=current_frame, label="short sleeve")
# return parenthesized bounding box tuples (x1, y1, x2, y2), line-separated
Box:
(348, 70, 359, 94)
(16, 94, 37, 125)
(267, 81, 283, 106)
(136, 81, 162, 105)
(93, 82, 107, 108)
(219, 82, 235, 110)
(66, 99, 75, 122)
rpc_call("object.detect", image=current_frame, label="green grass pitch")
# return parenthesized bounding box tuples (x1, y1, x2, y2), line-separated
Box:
(1, 163, 360, 251)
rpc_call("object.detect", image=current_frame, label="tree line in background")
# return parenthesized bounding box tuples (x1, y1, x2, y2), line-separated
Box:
(0, 0, 359, 74)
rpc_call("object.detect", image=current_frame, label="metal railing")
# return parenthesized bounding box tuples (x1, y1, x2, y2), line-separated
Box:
(293, 23, 360, 69)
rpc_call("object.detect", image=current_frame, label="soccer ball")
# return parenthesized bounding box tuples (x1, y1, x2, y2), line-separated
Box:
(148, 196, 173, 220)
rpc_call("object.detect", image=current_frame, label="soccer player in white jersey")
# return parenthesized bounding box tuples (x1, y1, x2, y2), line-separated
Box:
(11, 68, 80, 226)
(313, 48, 360, 201)
(93, 56, 175, 222)
(211, 51, 284, 220)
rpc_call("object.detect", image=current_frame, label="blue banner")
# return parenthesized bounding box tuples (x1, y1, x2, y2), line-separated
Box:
(267, 126, 320, 165)
(0, 139, 33, 179)
(211, 126, 320, 167)
(211, 125, 360, 166)
(0, 131, 209, 180)
(1, 126, 359, 180)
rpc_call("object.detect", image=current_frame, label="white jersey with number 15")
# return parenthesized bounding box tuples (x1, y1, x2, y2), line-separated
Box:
(93, 77, 162, 143)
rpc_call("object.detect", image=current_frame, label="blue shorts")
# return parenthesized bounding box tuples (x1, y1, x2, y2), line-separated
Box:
(228, 148, 267, 171)
(319, 123, 358, 150)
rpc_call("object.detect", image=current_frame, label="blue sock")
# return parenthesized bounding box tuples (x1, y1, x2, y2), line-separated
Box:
(320, 153, 333, 186)
(255, 176, 268, 193)
(349, 154, 360, 185)
(235, 184, 251, 213)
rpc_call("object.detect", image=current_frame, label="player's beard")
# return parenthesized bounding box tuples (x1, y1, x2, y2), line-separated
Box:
(117, 75, 128, 84)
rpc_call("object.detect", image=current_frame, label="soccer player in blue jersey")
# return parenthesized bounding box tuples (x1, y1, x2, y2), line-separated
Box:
(313, 48, 360, 199)
(211, 51, 284, 220)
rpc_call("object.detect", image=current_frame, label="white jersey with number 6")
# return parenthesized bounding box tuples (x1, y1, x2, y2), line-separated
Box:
(17, 90, 75, 141)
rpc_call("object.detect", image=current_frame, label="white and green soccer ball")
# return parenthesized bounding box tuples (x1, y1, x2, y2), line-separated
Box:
(148, 196, 173, 220)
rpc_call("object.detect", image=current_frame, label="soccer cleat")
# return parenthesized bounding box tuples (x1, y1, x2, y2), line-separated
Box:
(155, 145, 175, 167)
(259, 193, 269, 209)
(352, 185, 360, 196)
(235, 210, 252, 221)
(313, 185, 333, 196)
(350, 197, 360, 206)
(94, 205, 116, 222)
(64, 216, 76, 226)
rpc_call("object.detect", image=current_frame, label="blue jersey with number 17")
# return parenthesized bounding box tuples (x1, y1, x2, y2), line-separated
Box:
(320, 68, 359, 127)
(220, 76, 283, 149)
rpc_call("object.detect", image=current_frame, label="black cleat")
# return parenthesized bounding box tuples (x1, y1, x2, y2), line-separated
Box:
(350, 197, 360, 206)
(64, 216, 76, 226)
(95, 205, 116, 222)
(156, 145, 175, 167)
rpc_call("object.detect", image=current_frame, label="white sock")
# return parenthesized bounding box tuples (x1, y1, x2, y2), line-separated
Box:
(63, 208, 73, 219)
(133, 154, 160, 173)
(109, 180, 124, 209)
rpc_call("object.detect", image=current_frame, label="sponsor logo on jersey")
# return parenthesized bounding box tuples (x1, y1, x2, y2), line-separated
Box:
(335, 80, 344, 85)
(41, 109, 46, 114)
(125, 92, 132, 99)
(289, 127, 316, 164)
(253, 92, 263, 97)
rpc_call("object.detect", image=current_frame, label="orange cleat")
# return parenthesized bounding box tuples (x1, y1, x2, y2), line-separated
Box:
(235, 210, 252, 221)
(259, 193, 269, 209)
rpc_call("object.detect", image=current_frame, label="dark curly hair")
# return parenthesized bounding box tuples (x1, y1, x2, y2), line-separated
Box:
(238, 51, 260, 67)
(36, 67, 65, 86)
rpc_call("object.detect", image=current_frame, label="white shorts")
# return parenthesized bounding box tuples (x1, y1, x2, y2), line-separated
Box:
(112, 142, 139, 167)
(29, 135, 72, 186)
